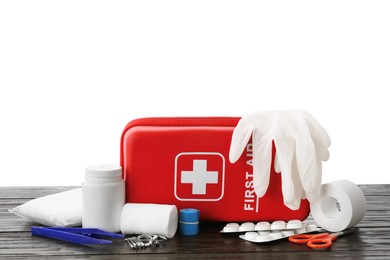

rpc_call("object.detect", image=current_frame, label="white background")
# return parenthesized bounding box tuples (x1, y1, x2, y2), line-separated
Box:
(1, 1, 389, 186)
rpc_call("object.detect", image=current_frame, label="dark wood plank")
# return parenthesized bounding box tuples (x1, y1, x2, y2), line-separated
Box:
(1, 252, 390, 260)
(0, 185, 389, 258)
(0, 186, 79, 199)
(358, 184, 390, 195)
(0, 227, 388, 257)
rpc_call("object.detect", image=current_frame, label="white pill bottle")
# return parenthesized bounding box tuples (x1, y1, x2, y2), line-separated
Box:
(82, 165, 125, 232)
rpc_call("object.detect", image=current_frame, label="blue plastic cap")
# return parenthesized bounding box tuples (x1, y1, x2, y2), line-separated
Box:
(179, 208, 200, 236)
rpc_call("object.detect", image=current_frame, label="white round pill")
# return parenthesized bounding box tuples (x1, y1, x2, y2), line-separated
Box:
(306, 224, 318, 232)
(255, 221, 270, 231)
(269, 232, 283, 240)
(295, 223, 307, 234)
(281, 230, 295, 237)
(287, 220, 302, 229)
(239, 222, 255, 232)
(259, 231, 270, 236)
(245, 232, 258, 241)
(271, 221, 286, 230)
(255, 234, 271, 242)
(223, 226, 239, 232)
(226, 223, 239, 227)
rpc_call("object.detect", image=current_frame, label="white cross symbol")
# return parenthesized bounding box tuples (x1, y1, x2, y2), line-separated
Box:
(181, 160, 218, 195)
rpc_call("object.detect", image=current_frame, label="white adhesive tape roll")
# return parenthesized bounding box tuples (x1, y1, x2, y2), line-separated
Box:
(310, 180, 366, 232)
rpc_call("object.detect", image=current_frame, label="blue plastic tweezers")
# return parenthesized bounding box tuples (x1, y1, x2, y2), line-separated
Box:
(31, 226, 124, 245)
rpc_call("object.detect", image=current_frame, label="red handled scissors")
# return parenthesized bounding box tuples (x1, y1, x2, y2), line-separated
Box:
(288, 228, 357, 250)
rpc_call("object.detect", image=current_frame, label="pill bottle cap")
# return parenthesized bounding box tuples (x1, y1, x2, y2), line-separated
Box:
(85, 165, 122, 183)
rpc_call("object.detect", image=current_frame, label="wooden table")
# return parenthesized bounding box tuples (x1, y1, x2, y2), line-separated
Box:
(0, 185, 389, 259)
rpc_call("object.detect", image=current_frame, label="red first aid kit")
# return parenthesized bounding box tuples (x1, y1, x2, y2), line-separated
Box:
(120, 117, 310, 222)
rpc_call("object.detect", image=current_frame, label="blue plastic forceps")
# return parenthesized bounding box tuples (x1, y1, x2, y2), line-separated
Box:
(31, 226, 124, 245)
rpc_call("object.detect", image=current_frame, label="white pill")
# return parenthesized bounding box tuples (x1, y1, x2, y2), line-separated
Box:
(269, 232, 283, 240)
(245, 232, 258, 241)
(271, 221, 286, 230)
(255, 221, 270, 231)
(241, 222, 255, 227)
(255, 234, 271, 242)
(306, 224, 318, 232)
(295, 223, 307, 234)
(281, 230, 295, 237)
(226, 223, 239, 227)
(259, 231, 270, 236)
(287, 220, 302, 229)
(223, 226, 239, 232)
(239, 222, 255, 231)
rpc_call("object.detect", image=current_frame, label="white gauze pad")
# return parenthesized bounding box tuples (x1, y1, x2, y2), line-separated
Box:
(9, 188, 82, 227)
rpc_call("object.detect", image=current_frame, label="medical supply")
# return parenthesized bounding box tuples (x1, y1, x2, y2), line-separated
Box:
(237, 222, 319, 243)
(310, 180, 366, 232)
(9, 188, 81, 227)
(120, 203, 178, 239)
(289, 227, 357, 250)
(229, 110, 330, 210)
(179, 208, 200, 236)
(220, 220, 317, 233)
(125, 235, 167, 249)
(82, 165, 125, 233)
(121, 117, 310, 222)
(31, 226, 124, 245)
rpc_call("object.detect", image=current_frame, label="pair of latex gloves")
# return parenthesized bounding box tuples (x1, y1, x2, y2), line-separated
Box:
(229, 110, 330, 210)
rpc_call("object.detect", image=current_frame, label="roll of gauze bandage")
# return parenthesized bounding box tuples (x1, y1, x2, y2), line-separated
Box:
(310, 180, 366, 232)
(120, 203, 178, 238)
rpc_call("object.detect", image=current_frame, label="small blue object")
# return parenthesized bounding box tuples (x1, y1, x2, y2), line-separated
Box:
(179, 208, 200, 236)
(31, 226, 124, 245)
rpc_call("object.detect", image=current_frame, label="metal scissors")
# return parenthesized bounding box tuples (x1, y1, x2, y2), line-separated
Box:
(288, 228, 357, 250)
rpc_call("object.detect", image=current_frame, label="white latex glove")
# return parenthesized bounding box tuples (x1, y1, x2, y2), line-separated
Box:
(229, 110, 330, 210)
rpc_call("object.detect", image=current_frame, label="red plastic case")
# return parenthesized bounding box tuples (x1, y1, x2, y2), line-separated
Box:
(120, 117, 310, 222)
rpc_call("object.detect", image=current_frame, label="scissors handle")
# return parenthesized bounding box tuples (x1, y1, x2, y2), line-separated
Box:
(289, 233, 330, 244)
(307, 235, 337, 250)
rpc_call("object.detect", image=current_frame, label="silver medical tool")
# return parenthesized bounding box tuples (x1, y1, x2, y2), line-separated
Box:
(125, 235, 167, 249)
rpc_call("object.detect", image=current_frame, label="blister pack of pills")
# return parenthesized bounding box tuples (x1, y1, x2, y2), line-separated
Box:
(220, 220, 319, 243)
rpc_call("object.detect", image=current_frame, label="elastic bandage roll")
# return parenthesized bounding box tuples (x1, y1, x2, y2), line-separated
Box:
(120, 203, 178, 238)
